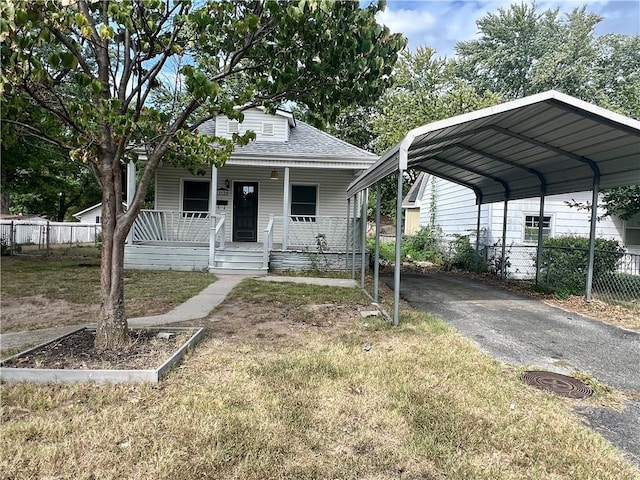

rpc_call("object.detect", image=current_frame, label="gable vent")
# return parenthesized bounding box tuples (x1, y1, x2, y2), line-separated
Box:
(227, 120, 239, 134)
(262, 122, 275, 136)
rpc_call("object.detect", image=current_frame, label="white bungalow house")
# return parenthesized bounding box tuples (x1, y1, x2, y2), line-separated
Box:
(124, 107, 373, 273)
(415, 174, 640, 276)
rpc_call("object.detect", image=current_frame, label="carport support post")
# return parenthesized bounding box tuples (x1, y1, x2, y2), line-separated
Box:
(501, 195, 508, 279)
(475, 199, 482, 253)
(209, 166, 218, 270)
(346, 197, 351, 270)
(393, 169, 404, 326)
(360, 188, 368, 288)
(351, 192, 358, 279)
(535, 191, 546, 285)
(585, 174, 600, 301)
(373, 182, 381, 303)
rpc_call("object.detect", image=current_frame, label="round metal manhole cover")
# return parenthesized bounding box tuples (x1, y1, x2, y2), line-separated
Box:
(521, 371, 593, 399)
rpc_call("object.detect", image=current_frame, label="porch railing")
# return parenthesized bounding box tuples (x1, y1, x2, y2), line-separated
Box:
(263, 214, 277, 268)
(133, 210, 217, 244)
(286, 216, 357, 251)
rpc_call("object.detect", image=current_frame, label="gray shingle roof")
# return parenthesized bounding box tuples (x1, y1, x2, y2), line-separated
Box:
(197, 119, 377, 161)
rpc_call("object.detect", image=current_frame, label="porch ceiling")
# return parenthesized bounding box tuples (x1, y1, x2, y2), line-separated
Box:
(347, 90, 640, 204)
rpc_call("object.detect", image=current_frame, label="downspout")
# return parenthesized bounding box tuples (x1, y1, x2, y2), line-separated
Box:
(373, 182, 381, 304)
(586, 172, 601, 301)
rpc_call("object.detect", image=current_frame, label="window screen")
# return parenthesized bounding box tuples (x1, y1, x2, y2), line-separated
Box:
(183, 181, 210, 212)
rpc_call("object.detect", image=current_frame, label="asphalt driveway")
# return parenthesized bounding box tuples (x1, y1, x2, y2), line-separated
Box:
(384, 271, 640, 467)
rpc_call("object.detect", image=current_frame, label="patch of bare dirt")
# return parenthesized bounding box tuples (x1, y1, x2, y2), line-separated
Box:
(170, 299, 370, 347)
(3, 329, 194, 370)
(0, 295, 99, 333)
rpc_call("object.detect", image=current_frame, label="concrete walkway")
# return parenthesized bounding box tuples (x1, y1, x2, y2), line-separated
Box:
(0, 274, 359, 352)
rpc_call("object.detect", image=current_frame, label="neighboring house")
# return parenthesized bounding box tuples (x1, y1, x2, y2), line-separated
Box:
(417, 175, 639, 275)
(402, 172, 428, 235)
(72, 202, 127, 224)
(124, 107, 373, 273)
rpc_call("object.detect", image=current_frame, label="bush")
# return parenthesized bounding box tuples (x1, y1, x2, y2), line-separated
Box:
(536, 236, 624, 297)
(1, 237, 11, 256)
(442, 234, 486, 272)
(403, 226, 444, 262)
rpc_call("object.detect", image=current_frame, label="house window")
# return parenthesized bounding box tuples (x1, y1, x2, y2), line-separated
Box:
(523, 214, 551, 243)
(291, 185, 317, 220)
(227, 120, 239, 134)
(262, 122, 274, 136)
(183, 180, 210, 213)
(625, 213, 640, 246)
(95, 216, 100, 224)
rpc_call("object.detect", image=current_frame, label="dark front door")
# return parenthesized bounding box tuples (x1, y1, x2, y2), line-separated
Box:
(233, 182, 258, 242)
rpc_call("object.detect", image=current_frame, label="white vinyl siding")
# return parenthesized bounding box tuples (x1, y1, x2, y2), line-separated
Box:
(419, 177, 626, 247)
(215, 109, 288, 142)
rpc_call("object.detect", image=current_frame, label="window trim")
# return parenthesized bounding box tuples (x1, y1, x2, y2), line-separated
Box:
(523, 213, 552, 244)
(624, 213, 640, 247)
(290, 183, 319, 221)
(181, 178, 211, 214)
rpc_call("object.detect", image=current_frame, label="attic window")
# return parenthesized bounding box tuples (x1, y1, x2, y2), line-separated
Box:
(262, 122, 275, 136)
(227, 120, 239, 134)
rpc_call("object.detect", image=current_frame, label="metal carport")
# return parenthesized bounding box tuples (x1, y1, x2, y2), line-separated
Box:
(346, 90, 640, 325)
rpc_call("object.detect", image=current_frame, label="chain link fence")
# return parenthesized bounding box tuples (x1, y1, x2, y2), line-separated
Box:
(0, 220, 101, 255)
(483, 244, 640, 308)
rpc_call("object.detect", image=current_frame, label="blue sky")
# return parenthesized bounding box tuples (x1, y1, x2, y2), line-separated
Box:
(375, 0, 640, 57)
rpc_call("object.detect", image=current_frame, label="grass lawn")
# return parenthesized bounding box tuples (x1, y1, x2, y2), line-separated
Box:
(1, 279, 638, 479)
(0, 246, 215, 332)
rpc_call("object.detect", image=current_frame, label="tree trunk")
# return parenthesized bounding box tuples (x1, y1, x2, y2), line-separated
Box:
(94, 158, 130, 351)
(0, 188, 10, 215)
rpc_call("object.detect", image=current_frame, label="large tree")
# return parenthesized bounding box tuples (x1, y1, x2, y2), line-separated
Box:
(2, 0, 405, 350)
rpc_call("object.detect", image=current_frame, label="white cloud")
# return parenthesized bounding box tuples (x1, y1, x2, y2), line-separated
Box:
(376, 7, 438, 36)
(380, 0, 639, 57)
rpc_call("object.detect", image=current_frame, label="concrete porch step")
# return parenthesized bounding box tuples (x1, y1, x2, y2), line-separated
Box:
(211, 266, 268, 276)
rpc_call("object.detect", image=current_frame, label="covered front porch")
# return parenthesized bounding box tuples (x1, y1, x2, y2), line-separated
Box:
(124, 209, 365, 273)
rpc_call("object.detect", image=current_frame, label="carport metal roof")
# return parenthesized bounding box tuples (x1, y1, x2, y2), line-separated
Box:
(347, 90, 640, 203)
(346, 90, 640, 326)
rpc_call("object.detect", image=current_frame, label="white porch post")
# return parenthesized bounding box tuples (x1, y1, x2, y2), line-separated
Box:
(282, 167, 290, 251)
(126, 160, 136, 244)
(209, 167, 218, 270)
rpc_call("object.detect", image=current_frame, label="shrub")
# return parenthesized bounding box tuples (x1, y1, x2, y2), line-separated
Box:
(536, 236, 624, 297)
(1, 237, 11, 256)
(442, 234, 486, 272)
(403, 226, 444, 262)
